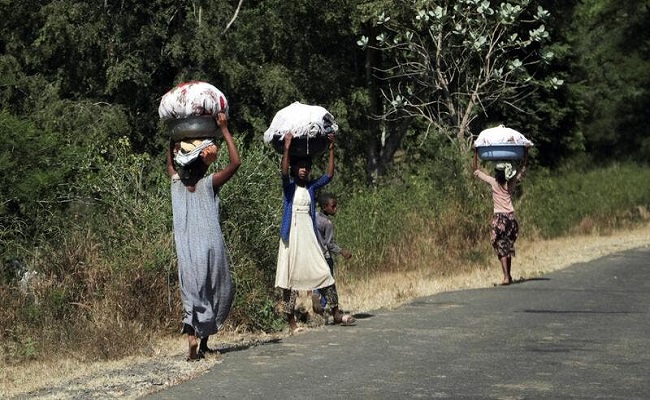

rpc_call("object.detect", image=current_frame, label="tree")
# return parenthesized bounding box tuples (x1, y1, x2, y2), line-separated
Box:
(485, 0, 584, 168)
(569, 0, 650, 162)
(358, 0, 564, 154)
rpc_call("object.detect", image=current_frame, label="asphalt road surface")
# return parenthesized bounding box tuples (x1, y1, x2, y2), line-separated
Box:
(146, 247, 650, 399)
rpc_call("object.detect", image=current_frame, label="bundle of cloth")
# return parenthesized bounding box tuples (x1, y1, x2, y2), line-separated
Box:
(173, 139, 215, 167)
(263, 101, 338, 157)
(159, 81, 229, 178)
(474, 125, 534, 147)
(158, 81, 229, 120)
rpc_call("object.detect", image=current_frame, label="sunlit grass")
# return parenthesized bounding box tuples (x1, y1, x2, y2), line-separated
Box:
(2, 223, 649, 398)
(336, 222, 650, 313)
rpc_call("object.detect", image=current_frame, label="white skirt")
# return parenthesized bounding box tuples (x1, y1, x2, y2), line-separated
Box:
(275, 186, 334, 290)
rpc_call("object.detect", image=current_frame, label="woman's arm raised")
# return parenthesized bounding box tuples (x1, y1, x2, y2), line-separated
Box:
(326, 133, 335, 179)
(210, 113, 241, 188)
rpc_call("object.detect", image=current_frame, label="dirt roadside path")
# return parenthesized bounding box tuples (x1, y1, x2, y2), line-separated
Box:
(2, 223, 649, 399)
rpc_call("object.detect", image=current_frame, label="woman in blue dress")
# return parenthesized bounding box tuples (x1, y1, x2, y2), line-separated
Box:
(166, 112, 240, 360)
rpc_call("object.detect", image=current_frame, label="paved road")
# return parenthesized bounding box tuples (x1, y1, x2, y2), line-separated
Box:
(147, 247, 650, 399)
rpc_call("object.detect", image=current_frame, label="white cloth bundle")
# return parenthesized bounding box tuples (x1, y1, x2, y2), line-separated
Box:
(263, 102, 338, 144)
(474, 125, 534, 147)
(174, 139, 214, 167)
(159, 81, 229, 120)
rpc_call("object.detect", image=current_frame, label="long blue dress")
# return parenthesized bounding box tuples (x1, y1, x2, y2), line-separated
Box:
(171, 174, 233, 338)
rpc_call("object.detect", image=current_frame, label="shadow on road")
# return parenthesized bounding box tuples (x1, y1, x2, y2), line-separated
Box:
(351, 312, 374, 320)
(218, 337, 283, 355)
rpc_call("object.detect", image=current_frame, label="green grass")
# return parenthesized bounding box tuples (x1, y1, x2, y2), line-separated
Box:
(519, 164, 650, 237)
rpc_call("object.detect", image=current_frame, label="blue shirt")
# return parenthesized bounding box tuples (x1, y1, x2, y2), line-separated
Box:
(279, 173, 331, 242)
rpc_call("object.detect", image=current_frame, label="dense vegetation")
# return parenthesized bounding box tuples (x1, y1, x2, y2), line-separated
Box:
(1, 0, 648, 362)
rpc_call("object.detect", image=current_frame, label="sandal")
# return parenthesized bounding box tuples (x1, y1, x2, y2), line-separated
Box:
(334, 314, 356, 326)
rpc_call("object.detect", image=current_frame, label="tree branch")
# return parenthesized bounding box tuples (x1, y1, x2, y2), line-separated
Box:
(223, 0, 244, 35)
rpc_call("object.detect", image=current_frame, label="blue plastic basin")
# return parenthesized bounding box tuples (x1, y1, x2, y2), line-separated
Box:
(476, 145, 525, 161)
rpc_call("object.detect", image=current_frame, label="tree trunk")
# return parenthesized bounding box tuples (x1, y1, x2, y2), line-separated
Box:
(364, 25, 383, 186)
(362, 25, 410, 185)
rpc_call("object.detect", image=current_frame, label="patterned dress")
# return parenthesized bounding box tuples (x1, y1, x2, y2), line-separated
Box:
(474, 169, 520, 258)
(171, 174, 233, 338)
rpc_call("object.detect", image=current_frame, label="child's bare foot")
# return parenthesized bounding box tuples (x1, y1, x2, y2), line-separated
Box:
(333, 312, 356, 326)
(311, 292, 324, 315)
(290, 327, 306, 335)
(288, 320, 301, 332)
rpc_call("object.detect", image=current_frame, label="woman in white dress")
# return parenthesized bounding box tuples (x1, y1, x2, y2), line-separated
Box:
(275, 134, 355, 333)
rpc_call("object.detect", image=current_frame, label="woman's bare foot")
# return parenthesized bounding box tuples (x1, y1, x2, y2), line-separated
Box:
(286, 312, 305, 334)
(187, 335, 202, 361)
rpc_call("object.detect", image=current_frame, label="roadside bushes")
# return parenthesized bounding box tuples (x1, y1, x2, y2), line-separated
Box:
(1, 127, 649, 363)
(328, 153, 491, 282)
(0, 133, 175, 362)
(519, 164, 650, 238)
(216, 140, 285, 331)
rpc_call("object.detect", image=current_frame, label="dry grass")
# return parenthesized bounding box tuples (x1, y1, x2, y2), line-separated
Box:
(335, 222, 650, 312)
(0, 332, 282, 399)
(2, 223, 650, 399)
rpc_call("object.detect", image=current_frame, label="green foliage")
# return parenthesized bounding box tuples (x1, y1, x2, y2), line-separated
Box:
(20, 337, 38, 359)
(329, 145, 486, 279)
(2, 121, 650, 363)
(2, 0, 648, 175)
(0, 111, 70, 248)
(0, 111, 60, 213)
(569, 0, 650, 162)
(361, 0, 559, 144)
(520, 164, 650, 237)
(2, 0, 650, 364)
(217, 139, 285, 330)
(0, 99, 134, 260)
(0, 131, 175, 361)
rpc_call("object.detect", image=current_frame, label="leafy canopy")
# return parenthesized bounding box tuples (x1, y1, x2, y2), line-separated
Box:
(358, 0, 564, 146)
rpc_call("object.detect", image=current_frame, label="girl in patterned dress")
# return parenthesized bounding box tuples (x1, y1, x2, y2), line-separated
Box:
(472, 146, 528, 285)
